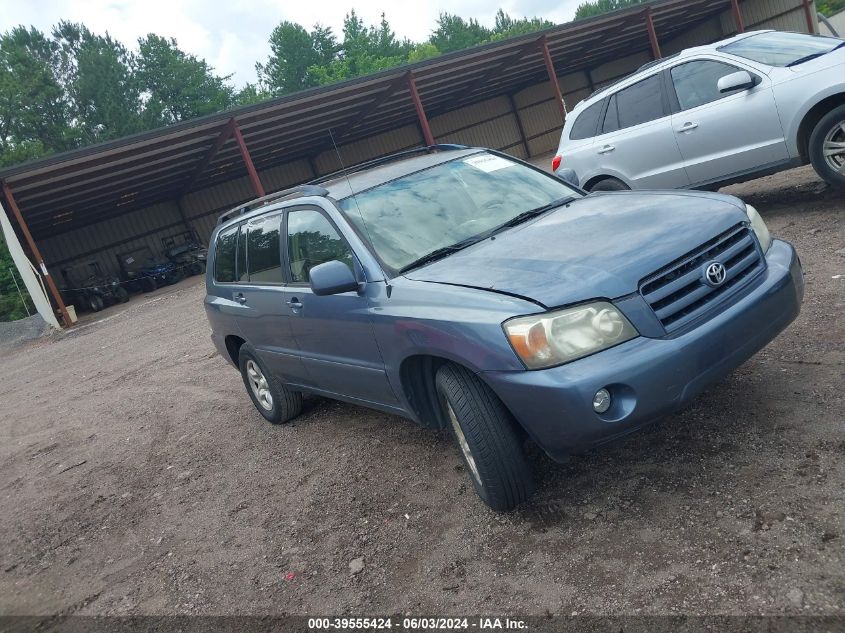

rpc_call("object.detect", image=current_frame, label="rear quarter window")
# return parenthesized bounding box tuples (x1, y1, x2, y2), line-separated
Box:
(213, 225, 238, 283)
(569, 99, 604, 140)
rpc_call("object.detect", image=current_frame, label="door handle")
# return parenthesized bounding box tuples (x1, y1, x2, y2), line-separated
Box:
(286, 297, 303, 311)
(234, 292, 246, 305)
(677, 122, 699, 133)
(598, 144, 615, 154)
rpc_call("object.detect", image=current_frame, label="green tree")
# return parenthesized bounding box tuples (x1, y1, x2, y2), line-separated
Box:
(257, 21, 325, 96)
(430, 13, 492, 53)
(52, 21, 141, 144)
(0, 235, 35, 322)
(488, 10, 554, 41)
(817, 0, 845, 16)
(574, 0, 648, 20)
(136, 34, 235, 124)
(0, 26, 74, 165)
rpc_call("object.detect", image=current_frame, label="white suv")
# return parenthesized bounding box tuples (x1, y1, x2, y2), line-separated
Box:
(553, 31, 845, 191)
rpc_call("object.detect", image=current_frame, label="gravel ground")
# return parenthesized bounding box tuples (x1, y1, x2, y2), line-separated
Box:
(0, 166, 842, 619)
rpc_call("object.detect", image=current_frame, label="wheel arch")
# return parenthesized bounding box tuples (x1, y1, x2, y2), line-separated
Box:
(398, 354, 528, 439)
(582, 174, 628, 191)
(224, 334, 246, 366)
(796, 93, 845, 163)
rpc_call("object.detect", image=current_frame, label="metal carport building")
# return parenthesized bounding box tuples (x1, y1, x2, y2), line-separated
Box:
(0, 0, 818, 327)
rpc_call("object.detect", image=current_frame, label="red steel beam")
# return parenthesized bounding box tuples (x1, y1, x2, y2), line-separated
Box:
(540, 35, 567, 123)
(182, 118, 236, 194)
(644, 7, 662, 60)
(802, 0, 815, 33)
(232, 121, 265, 197)
(730, 0, 745, 33)
(407, 72, 435, 146)
(2, 181, 72, 327)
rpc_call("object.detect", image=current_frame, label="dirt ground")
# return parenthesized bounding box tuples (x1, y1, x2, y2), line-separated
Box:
(0, 166, 842, 619)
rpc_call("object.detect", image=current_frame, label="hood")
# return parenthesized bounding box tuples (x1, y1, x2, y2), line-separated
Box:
(404, 190, 748, 308)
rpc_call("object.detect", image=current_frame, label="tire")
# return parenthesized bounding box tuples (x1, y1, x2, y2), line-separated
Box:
(188, 261, 205, 276)
(589, 177, 629, 192)
(140, 277, 157, 293)
(87, 294, 104, 312)
(435, 363, 534, 512)
(238, 343, 302, 424)
(115, 286, 130, 303)
(809, 104, 845, 188)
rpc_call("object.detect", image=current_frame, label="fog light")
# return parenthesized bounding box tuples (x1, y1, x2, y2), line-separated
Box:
(593, 388, 611, 414)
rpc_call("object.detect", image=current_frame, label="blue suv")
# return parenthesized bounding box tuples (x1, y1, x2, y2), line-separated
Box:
(204, 146, 803, 511)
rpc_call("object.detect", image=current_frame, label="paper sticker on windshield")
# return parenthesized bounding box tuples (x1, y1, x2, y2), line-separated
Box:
(463, 154, 514, 173)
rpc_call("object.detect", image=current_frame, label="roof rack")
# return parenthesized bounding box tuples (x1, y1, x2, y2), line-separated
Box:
(309, 144, 470, 185)
(216, 184, 329, 226)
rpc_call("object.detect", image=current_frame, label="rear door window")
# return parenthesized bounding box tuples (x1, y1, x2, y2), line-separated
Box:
(569, 99, 604, 140)
(214, 225, 238, 283)
(246, 215, 283, 283)
(615, 74, 666, 129)
(670, 60, 748, 110)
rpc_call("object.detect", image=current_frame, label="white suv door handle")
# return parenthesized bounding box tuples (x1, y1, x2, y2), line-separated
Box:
(677, 122, 699, 133)
(598, 144, 616, 154)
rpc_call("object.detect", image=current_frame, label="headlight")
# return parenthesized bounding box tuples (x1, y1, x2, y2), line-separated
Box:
(503, 301, 638, 370)
(745, 204, 771, 254)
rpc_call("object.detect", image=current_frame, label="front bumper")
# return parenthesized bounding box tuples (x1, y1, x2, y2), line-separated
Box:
(483, 239, 803, 461)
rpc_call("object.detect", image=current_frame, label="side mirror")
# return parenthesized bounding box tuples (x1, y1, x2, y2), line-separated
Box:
(556, 168, 579, 187)
(309, 260, 359, 296)
(717, 70, 755, 94)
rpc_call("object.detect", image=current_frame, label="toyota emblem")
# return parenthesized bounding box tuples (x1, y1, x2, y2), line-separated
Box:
(703, 261, 727, 287)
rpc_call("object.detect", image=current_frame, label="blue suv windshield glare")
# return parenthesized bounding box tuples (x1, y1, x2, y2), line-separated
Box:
(337, 152, 579, 273)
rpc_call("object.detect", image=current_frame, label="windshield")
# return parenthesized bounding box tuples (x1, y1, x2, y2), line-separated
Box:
(720, 31, 844, 66)
(336, 152, 580, 273)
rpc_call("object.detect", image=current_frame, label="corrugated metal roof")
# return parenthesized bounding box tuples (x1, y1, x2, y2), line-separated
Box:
(0, 0, 734, 239)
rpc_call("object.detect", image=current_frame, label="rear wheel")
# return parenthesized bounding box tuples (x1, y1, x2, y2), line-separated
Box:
(435, 364, 533, 512)
(589, 177, 629, 192)
(188, 261, 205, 276)
(809, 105, 845, 188)
(115, 286, 129, 303)
(238, 344, 302, 424)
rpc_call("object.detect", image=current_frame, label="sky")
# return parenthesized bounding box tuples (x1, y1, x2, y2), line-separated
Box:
(3, 0, 584, 88)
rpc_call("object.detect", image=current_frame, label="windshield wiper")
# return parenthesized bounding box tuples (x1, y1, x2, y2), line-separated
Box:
(491, 196, 575, 235)
(398, 235, 488, 273)
(787, 41, 845, 67)
(398, 196, 576, 274)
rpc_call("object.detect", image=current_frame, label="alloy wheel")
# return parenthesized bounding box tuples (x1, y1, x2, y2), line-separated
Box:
(245, 360, 273, 411)
(446, 402, 482, 487)
(823, 121, 845, 173)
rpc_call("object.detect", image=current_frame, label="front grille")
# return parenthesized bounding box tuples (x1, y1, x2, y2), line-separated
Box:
(640, 224, 765, 333)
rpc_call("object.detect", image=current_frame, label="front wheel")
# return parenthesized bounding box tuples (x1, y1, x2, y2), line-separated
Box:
(238, 344, 302, 424)
(435, 364, 534, 512)
(809, 105, 845, 188)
